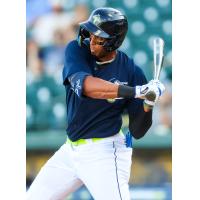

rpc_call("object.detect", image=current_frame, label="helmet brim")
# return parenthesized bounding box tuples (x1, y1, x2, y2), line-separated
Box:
(79, 21, 110, 39)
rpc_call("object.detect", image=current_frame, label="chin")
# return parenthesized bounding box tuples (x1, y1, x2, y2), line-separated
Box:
(91, 50, 98, 57)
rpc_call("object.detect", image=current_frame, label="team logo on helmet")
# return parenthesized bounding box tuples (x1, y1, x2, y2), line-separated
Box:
(92, 14, 102, 25)
(94, 30, 101, 36)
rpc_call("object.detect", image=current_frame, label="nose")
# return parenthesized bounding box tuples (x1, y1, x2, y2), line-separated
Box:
(90, 35, 95, 45)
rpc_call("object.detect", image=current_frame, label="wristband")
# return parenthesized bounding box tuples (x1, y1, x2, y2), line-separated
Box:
(117, 85, 135, 98)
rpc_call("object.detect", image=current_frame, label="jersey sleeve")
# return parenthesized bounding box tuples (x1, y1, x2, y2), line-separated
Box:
(62, 40, 92, 97)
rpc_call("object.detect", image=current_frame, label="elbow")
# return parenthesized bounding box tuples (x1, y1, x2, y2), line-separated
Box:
(83, 76, 102, 99)
(130, 130, 146, 140)
(83, 78, 97, 98)
(130, 119, 152, 140)
(83, 76, 93, 97)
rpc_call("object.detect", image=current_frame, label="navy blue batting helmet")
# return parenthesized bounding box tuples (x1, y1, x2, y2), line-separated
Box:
(77, 7, 128, 52)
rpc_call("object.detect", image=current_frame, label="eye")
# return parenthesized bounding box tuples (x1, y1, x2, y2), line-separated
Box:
(96, 41, 104, 45)
(90, 34, 106, 45)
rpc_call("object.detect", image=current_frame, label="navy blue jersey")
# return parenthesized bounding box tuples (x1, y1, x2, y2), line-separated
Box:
(62, 40, 147, 141)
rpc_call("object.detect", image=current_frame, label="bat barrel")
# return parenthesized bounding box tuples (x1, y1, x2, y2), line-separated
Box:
(153, 37, 164, 80)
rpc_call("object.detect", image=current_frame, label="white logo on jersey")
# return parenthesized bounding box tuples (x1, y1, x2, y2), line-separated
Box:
(75, 79, 81, 97)
(109, 78, 128, 86)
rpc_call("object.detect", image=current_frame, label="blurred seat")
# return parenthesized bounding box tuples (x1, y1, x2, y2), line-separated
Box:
(49, 100, 66, 129)
(26, 104, 35, 130)
(26, 74, 65, 130)
(35, 86, 53, 129)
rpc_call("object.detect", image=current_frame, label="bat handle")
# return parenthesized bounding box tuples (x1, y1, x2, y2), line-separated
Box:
(153, 78, 159, 83)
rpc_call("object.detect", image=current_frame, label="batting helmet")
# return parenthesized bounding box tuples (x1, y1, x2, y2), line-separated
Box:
(78, 7, 128, 52)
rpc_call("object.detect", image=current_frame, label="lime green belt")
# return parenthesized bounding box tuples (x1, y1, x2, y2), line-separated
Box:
(67, 130, 123, 146)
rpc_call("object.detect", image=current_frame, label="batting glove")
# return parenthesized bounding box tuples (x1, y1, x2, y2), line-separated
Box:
(135, 80, 165, 107)
(135, 80, 165, 97)
(135, 83, 151, 99)
(143, 80, 165, 107)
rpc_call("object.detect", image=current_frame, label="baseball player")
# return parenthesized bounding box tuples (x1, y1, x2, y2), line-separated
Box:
(27, 7, 165, 200)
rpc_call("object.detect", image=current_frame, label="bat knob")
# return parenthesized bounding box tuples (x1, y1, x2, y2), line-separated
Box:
(145, 91, 156, 101)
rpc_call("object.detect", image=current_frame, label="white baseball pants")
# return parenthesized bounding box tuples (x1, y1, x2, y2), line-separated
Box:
(26, 133, 132, 200)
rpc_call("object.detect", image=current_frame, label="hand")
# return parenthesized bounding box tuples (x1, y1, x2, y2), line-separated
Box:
(148, 80, 165, 96)
(135, 83, 151, 99)
(143, 80, 165, 107)
(135, 80, 165, 108)
(135, 80, 165, 98)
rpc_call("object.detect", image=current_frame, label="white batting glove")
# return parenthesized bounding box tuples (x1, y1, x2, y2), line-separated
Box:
(144, 80, 165, 107)
(135, 83, 150, 98)
(135, 82, 156, 98)
(148, 79, 165, 96)
(135, 80, 165, 99)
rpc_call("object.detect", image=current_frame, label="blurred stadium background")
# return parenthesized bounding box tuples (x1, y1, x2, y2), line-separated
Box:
(26, 0, 172, 199)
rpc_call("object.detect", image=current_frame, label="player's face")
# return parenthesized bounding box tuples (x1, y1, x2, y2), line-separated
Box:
(89, 34, 108, 59)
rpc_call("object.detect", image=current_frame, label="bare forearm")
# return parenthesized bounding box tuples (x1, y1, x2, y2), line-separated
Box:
(83, 76, 153, 112)
(83, 76, 119, 99)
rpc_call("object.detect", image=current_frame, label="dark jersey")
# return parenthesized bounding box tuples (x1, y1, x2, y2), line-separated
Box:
(62, 40, 148, 141)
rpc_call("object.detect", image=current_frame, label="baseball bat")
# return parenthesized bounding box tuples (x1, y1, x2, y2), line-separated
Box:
(145, 37, 165, 101)
(153, 37, 164, 80)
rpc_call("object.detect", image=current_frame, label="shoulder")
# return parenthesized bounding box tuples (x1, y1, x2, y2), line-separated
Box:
(121, 51, 144, 75)
(134, 64, 145, 76)
(64, 39, 90, 58)
(117, 50, 130, 61)
(117, 50, 136, 73)
(118, 50, 147, 85)
(65, 40, 80, 52)
(66, 40, 88, 50)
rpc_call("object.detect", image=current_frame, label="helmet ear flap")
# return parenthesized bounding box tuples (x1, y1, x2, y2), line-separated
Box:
(103, 38, 116, 52)
(103, 35, 123, 52)
(103, 27, 127, 52)
(77, 27, 90, 46)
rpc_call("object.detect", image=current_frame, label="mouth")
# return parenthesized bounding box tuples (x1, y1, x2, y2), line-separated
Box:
(90, 45, 96, 54)
(90, 49, 95, 54)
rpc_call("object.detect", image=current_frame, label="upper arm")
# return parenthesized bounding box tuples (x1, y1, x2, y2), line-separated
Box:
(126, 63, 152, 138)
(62, 41, 92, 84)
(127, 63, 148, 115)
(62, 41, 92, 97)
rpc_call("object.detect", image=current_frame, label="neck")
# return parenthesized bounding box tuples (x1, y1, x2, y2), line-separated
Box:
(96, 57, 115, 65)
(97, 51, 117, 63)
